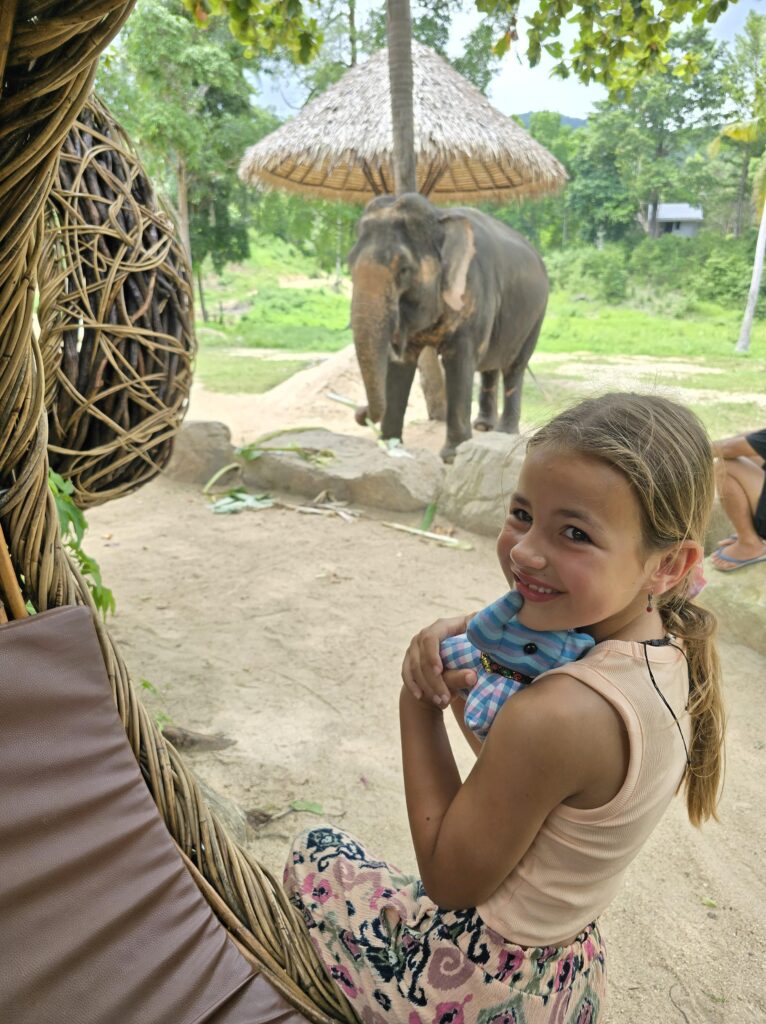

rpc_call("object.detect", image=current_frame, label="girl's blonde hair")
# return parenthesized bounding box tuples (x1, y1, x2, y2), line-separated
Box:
(528, 392, 724, 827)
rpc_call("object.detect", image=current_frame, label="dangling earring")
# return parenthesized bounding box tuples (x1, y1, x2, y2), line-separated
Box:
(646, 591, 654, 613)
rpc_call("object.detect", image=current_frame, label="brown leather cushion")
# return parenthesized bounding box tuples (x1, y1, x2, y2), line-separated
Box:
(0, 606, 309, 1024)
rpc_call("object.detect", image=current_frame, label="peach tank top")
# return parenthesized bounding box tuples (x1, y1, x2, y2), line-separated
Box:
(477, 639, 691, 947)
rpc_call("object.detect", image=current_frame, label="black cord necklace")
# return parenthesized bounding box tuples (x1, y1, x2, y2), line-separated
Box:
(639, 637, 692, 768)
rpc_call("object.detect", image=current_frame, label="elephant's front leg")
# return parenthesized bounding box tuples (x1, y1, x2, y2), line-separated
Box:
(380, 357, 418, 443)
(473, 369, 498, 432)
(441, 345, 474, 463)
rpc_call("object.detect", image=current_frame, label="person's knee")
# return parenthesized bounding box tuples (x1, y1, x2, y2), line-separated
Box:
(713, 457, 731, 492)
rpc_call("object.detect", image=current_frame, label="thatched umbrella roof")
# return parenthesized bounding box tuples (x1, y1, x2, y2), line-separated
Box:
(239, 42, 567, 204)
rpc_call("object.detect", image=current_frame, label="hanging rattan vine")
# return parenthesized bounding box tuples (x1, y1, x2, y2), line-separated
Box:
(39, 93, 195, 509)
(0, 4, 354, 1021)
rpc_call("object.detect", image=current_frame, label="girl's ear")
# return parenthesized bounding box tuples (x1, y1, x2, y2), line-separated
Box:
(650, 541, 703, 596)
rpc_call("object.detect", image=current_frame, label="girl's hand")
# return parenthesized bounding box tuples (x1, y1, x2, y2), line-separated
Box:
(401, 615, 477, 708)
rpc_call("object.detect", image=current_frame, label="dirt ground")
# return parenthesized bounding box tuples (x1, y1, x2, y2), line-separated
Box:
(85, 355, 766, 1024)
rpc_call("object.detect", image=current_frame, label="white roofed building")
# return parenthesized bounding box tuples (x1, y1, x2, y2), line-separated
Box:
(652, 203, 704, 237)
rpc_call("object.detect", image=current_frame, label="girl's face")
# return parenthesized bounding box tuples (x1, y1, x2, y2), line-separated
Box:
(497, 446, 661, 642)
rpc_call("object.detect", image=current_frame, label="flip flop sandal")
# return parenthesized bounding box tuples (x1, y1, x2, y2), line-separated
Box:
(711, 547, 766, 572)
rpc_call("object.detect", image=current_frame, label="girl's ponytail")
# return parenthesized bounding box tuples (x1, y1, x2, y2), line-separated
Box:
(661, 593, 725, 827)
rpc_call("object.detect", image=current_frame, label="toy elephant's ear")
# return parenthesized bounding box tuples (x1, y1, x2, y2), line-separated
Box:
(438, 214, 475, 312)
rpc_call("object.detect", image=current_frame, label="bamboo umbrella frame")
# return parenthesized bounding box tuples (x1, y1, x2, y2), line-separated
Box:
(239, 41, 567, 204)
(39, 94, 196, 509)
(0, 4, 354, 1021)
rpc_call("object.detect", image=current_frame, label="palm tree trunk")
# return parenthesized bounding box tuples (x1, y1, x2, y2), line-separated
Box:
(349, 0, 357, 65)
(386, 0, 416, 193)
(736, 197, 766, 354)
(385, 0, 445, 418)
(735, 150, 751, 238)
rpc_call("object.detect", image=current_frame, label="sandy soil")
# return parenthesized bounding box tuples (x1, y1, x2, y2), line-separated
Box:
(85, 357, 766, 1023)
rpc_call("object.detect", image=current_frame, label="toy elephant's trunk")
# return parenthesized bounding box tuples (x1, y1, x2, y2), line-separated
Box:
(350, 260, 399, 426)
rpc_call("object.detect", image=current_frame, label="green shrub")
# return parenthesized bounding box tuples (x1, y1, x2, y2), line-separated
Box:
(546, 245, 628, 301)
(628, 231, 758, 309)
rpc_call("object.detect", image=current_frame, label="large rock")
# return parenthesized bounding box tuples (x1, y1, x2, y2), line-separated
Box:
(440, 433, 526, 537)
(242, 428, 444, 512)
(164, 420, 237, 486)
(699, 559, 766, 658)
(439, 437, 735, 552)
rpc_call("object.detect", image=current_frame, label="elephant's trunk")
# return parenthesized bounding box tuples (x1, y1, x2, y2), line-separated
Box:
(350, 260, 399, 425)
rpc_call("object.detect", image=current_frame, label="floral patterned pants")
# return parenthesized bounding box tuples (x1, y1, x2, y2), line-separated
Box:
(284, 827, 607, 1023)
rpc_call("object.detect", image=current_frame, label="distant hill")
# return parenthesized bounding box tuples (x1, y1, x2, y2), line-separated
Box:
(515, 112, 587, 129)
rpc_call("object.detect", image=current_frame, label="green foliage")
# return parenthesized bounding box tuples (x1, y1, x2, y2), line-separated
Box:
(97, 0, 280, 274)
(545, 245, 627, 302)
(521, 0, 733, 94)
(196, 230, 352, 352)
(186, 0, 320, 62)
(545, 231, 764, 314)
(191, 0, 736, 94)
(629, 232, 759, 307)
(252, 191, 362, 274)
(139, 678, 174, 731)
(48, 471, 116, 619)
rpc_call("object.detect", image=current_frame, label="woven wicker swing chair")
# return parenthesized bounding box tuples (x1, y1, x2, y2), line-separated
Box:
(0, 4, 355, 1022)
(39, 92, 197, 510)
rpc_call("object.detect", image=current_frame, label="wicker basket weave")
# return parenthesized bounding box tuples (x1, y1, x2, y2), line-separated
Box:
(0, 4, 354, 1021)
(39, 94, 196, 509)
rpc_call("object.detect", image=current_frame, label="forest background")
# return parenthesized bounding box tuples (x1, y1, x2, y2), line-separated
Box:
(95, 0, 766, 438)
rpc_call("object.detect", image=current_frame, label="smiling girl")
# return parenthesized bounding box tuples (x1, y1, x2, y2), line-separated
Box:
(284, 393, 725, 1023)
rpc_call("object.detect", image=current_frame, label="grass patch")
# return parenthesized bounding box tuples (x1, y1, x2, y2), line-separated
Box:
(517, 367, 764, 441)
(687, 400, 766, 439)
(529, 352, 766, 395)
(194, 350, 309, 394)
(197, 317, 351, 352)
(197, 233, 351, 352)
(540, 292, 766, 359)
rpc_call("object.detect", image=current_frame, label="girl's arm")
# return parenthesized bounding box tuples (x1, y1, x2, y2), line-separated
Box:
(450, 695, 483, 757)
(400, 686, 463, 865)
(400, 671, 627, 909)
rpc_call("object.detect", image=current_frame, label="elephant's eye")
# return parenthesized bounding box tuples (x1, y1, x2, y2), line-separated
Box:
(396, 264, 412, 287)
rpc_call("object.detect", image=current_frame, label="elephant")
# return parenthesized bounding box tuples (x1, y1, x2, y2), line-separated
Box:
(348, 192, 549, 462)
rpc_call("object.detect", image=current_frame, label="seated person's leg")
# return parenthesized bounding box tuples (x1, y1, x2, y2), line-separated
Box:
(711, 456, 766, 569)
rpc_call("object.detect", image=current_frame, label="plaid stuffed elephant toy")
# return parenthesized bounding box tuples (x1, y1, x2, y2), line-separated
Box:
(440, 591, 594, 739)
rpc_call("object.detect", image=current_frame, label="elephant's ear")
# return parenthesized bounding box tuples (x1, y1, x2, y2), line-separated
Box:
(439, 215, 475, 312)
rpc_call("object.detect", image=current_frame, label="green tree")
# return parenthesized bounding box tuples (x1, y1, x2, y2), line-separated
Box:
(97, 0, 279, 313)
(491, 112, 579, 249)
(714, 16, 766, 353)
(599, 27, 725, 237)
(713, 13, 766, 236)
(190, 0, 740, 94)
(562, 112, 638, 245)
